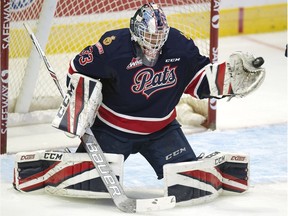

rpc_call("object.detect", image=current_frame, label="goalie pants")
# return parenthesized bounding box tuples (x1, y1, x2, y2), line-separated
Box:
(76, 119, 197, 179)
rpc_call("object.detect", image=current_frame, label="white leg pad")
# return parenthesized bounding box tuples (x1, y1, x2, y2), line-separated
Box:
(163, 151, 249, 205)
(14, 150, 124, 199)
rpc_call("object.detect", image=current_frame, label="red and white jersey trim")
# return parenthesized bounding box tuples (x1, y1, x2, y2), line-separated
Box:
(98, 104, 176, 135)
(69, 59, 78, 74)
(184, 65, 209, 99)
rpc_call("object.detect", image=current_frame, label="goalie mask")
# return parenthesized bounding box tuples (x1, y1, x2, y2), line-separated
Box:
(130, 3, 170, 67)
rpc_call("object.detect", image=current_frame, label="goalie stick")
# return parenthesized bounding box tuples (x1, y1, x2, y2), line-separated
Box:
(23, 23, 176, 213)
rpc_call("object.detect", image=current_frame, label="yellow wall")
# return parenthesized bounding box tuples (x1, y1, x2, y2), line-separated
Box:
(9, 3, 287, 57)
(220, 3, 287, 36)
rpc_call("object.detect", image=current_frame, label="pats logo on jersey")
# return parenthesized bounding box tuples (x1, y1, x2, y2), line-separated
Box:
(126, 57, 143, 69)
(131, 65, 177, 98)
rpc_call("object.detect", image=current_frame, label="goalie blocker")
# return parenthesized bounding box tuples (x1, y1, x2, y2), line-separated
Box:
(52, 73, 102, 137)
(14, 150, 248, 205)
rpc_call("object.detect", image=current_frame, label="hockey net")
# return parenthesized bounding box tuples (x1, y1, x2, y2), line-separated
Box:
(1, 0, 219, 153)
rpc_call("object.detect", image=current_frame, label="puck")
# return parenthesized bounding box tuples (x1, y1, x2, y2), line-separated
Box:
(252, 57, 264, 68)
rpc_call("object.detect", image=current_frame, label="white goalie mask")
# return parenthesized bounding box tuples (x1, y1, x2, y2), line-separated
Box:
(130, 3, 170, 66)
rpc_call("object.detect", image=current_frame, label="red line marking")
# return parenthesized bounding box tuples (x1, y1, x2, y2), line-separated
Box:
(242, 36, 284, 51)
(238, 7, 244, 33)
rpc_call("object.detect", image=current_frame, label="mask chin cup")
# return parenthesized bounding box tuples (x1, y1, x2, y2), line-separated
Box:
(136, 45, 160, 67)
(142, 52, 159, 67)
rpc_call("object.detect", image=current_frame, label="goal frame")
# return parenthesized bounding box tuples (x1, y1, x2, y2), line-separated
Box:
(1, 0, 10, 154)
(0, 0, 219, 154)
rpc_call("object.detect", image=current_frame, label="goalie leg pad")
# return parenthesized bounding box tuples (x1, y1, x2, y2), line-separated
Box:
(217, 153, 249, 194)
(163, 151, 249, 205)
(52, 73, 102, 137)
(14, 151, 124, 199)
(163, 159, 222, 205)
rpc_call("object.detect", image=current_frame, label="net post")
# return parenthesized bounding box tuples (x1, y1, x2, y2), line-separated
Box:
(208, 0, 220, 130)
(0, 0, 10, 154)
(14, 0, 58, 113)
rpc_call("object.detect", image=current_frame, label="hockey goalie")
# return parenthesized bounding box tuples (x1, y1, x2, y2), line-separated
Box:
(14, 2, 265, 209)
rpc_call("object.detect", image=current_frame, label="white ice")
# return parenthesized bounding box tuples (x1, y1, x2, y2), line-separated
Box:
(1, 31, 287, 216)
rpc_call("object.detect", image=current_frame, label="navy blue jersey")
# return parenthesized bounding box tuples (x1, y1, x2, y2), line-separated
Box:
(69, 27, 211, 135)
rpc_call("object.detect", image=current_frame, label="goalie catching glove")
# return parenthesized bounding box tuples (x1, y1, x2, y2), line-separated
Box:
(206, 51, 265, 99)
(52, 73, 102, 137)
